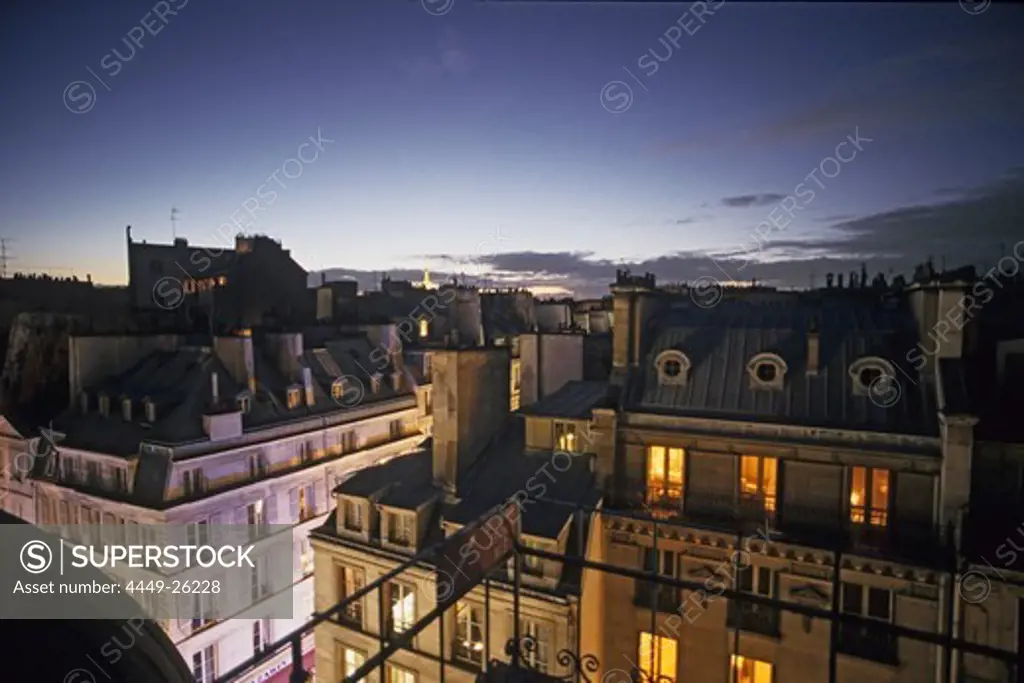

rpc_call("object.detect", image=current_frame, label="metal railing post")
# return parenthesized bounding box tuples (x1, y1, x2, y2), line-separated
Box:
(828, 544, 842, 683)
(513, 539, 522, 669)
(289, 635, 307, 683)
(379, 584, 387, 683)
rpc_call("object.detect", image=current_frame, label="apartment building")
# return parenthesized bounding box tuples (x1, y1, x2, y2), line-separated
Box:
(569, 270, 1018, 683)
(311, 346, 600, 683)
(10, 329, 430, 683)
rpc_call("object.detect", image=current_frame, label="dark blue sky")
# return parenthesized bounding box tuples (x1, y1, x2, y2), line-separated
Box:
(2, 0, 1022, 296)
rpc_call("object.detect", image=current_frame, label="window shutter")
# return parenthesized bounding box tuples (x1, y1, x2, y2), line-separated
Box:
(314, 479, 327, 515)
(265, 496, 277, 525)
(289, 488, 300, 522)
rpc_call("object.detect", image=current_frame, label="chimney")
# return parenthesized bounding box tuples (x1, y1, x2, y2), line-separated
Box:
(807, 320, 820, 375)
(432, 347, 510, 497)
(837, 273, 844, 289)
(214, 335, 256, 393)
(826, 273, 834, 288)
(611, 270, 657, 372)
(302, 366, 314, 406)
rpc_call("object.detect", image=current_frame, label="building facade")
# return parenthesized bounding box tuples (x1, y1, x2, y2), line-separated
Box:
(3, 329, 431, 683)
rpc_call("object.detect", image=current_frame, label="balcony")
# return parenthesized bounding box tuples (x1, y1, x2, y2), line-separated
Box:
(214, 496, 1013, 683)
(612, 487, 949, 568)
(838, 622, 898, 665)
(727, 600, 781, 638)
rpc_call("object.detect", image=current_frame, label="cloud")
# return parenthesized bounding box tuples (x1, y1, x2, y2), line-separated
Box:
(721, 194, 787, 209)
(316, 169, 1024, 299)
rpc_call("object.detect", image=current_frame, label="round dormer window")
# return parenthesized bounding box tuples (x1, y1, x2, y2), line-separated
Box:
(858, 367, 882, 388)
(849, 357, 896, 394)
(747, 353, 788, 389)
(755, 363, 777, 383)
(655, 350, 690, 385)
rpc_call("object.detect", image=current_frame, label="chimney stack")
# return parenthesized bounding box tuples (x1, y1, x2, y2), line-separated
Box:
(432, 347, 510, 498)
(807, 320, 820, 375)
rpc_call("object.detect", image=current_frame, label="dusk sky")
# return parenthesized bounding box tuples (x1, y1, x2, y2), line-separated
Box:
(2, 0, 1022, 297)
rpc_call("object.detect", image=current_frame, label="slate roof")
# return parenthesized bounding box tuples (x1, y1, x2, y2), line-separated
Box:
(520, 380, 611, 419)
(333, 419, 599, 541)
(624, 296, 939, 436)
(51, 334, 419, 457)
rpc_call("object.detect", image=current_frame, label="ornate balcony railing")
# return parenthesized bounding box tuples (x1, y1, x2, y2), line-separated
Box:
(212, 495, 1018, 683)
(611, 487, 952, 568)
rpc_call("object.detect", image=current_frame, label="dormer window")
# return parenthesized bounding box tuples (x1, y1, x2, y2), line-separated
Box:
(387, 511, 415, 547)
(331, 379, 346, 401)
(286, 386, 301, 409)
(237, 392, 251, 414)
(849, 357, 895, 396)
(98, 393, 110, 417)
(144, 398, 157, 423)
(370, 374, 383, 394)
(122, 397, 132, 421)
(655, 350, 690, 386)
(747, 353, 787, 390)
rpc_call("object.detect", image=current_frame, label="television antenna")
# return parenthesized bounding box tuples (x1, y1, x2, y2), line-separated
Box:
(0, 238, 15, 279)
(171, 207, 181, 240)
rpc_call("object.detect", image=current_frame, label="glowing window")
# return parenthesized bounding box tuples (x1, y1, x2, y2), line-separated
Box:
(554, 422, 579, 453)
(638, 632, 677, 683)
(850, 466, 889, 526)
(739, 456, 778, 512)
(731, 655, 773, 683)
(646, 446, 685, 506)
(418, 318, 429, 338)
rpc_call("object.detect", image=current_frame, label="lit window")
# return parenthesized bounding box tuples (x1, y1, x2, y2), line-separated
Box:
(387, 664, 416, 683)
(454, 602, 485, 666)
(521, 619, 550, 673)
(849, 466, 889, 526)
(731, 655, 772, 683)
(520, 537, 545, 576)
(739, 456, 778, 512)
(638, 632, 677, 683)
(336, 565, 364, 626)
(554, 422, 579, 453)
(419, 318, 429, 338)
(343, 648, 366, 679)
(287, 387, 301, 409)
(331, 380, 345, 401)
(646, 446, 685, 506)
(387, 582, 416, 634)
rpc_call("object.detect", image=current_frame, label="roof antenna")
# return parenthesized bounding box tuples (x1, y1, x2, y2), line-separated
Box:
(171, 207, 180, 240)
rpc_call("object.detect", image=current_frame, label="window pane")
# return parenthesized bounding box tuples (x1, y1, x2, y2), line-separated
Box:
(870, 469, 890, 526)
(850, 466, 867, 523)
(740, 456, 759, 494)
(841, 583, 862, 614)
(867, 587, 891, 620)
(648, 446, 666, 485)
(762, 457, 778, 501)
(667, 449, 684, 488)
(756, 567, 773, 597)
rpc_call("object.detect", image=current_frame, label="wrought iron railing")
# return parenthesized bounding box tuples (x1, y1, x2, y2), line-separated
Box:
(215, 495, 1021, 683)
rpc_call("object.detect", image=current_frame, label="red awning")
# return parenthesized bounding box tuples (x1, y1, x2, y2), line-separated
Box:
(260, 648, 316, 683)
